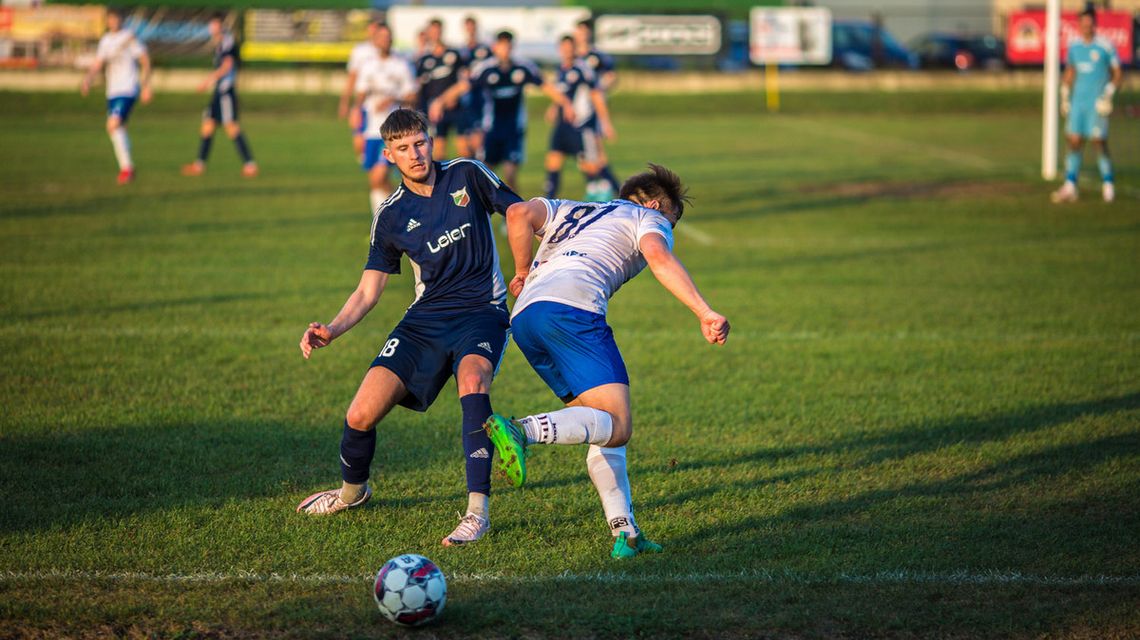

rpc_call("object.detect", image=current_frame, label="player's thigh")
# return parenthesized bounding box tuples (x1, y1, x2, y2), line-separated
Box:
(570, 383, 632, 445)
(450, 306, 510, 395)
(346, 365, 407, 430)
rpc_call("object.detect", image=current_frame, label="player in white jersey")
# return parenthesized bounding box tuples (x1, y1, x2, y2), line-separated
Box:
(340, 19, 381, 161)
(351, 23, 418, 215)
(485, 164, 730, 558)
(81, 9, 152, 185)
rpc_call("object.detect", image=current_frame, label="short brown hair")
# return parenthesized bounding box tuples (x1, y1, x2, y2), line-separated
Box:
(380, 108, 430, 143)
(619, 163, 691, 220)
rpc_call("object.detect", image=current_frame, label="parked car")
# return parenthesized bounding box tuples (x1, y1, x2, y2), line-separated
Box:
(831, 20, 919, 71)
(910, 33, 1006, 70)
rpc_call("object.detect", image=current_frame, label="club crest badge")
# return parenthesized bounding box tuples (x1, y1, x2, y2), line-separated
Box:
(451, 187, 470, 207)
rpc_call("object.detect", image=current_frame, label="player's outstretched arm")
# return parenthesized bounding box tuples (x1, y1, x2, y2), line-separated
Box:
(80, 58, 104, 97)
(640, 233, 729, 345)
(429, 79, 470, 123)
(541, 82, 575, 123)
(300, 270, 389, 359)
(590, 89, 615, 141)
(505, 200, 547, 297)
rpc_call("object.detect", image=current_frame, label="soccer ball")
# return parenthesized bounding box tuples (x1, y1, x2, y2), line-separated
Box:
(373, 554, 447, 626)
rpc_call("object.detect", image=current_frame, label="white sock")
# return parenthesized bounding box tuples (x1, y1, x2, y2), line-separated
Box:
(369, 188, 390, 215)
(466, 492, 488, 519)
(520, 407, 613, 446)
(110, 127, 132, 170)
(586, 445, 637, 537)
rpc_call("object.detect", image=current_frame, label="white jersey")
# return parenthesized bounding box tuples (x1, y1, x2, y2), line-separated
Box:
(96, 30, 146, 98)
(355, 53, 416, 140)
(513, 198, 674, 318)
(347, 41, 379, 74)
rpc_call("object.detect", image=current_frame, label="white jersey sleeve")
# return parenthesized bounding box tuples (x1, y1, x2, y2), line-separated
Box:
(512, 198, 676, 318)
(347, 41, 378, 73)
(358, 54, 417, 139)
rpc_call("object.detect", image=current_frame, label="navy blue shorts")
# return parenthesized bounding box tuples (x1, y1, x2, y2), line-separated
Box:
(483, 128, 525, 166)
(511, 301, 628, 403)
(549, 122, 600, 161)
(371, 305, 510, 412)
(205, 89, 239, 124)
(429, 108, 464, 139)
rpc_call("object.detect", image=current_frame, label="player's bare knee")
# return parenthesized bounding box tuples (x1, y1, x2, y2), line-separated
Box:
(456, 371, 490, 396)
(105, 118, 121, 134)
(200, 121, 216, 137)
(345, 406, 379, 432)
(224, 123, 242, 138)
(606, 412, 632, 447)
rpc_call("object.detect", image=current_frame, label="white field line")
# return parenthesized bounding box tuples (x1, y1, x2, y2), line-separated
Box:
(1, 569, 1138, 588)
(676, 222, 715, 246)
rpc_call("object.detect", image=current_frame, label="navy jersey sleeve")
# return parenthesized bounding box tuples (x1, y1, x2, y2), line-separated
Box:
(219, 35, 239, 67)
(466, 160, 522, 216)
(520, 60, 544, 86)
(365, 217, 403, 273)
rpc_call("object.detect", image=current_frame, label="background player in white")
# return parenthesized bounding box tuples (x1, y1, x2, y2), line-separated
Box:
(485, 164, 730, 558)
(81, 9, 152, 185)
(340, 19, 381, 161)
(1052, 7, 1123, 204)
(352, 23, 417, 215)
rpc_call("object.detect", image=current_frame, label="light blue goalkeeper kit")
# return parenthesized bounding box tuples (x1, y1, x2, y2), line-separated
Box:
(1064, 36, 1119, 185)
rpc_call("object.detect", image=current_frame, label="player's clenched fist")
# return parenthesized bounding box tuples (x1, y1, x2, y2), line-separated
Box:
(700, 311, 729, 345)
(300, 322, 333, 359)
(509, 274, 527, 298)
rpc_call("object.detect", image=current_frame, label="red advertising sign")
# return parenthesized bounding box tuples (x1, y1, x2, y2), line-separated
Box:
(0, 8, 13, 33)
(1007, 10, 1133, 65)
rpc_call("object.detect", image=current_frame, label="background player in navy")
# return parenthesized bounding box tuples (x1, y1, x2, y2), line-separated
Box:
(182, 14, 258, 179)
(432, 31, 575, 192)
(416, 18, 470, 161)
(544, 35, 616, 200)
(297, 109, 521, 547)
(574, 20, 621, 199)
(458, 15, 493, 161)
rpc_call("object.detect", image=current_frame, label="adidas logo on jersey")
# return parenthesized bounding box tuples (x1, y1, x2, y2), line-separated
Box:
(469, 448, 489, 459)
(477, 342, 492, 353)
(406, 219, 421, 232)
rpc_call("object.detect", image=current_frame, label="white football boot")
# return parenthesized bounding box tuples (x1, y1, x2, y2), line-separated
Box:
(296, 485, 371, 515)
(441, 513, 489, 547)
(1103, 182, 1115, 203)
(1050, 181, 1078, 204)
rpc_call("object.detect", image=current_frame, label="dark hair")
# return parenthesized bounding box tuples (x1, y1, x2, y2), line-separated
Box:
(209, 12, 226, 23)
(429, 18, 443, 28)
(576, 19, 593, 31)
(464, 15, 477, 25)
(1079, 5, 1097, 22)
(619, 163, 691, 221)
(380, 108, 430, 143)
(560, 34, 575, 46)
(106, 7, 125, 19)
(496, 30, 514, 43)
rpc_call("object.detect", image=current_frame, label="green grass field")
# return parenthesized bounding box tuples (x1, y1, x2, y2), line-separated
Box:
(1, 89, 1138, 639)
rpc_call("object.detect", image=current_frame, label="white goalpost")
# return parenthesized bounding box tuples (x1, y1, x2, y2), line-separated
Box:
(1041, 0, 1062, 180)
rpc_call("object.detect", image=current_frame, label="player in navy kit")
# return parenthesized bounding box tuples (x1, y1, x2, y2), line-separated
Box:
(458, 15, 493, 160)
(182, 13, 257, 178)
(573, 20, 621, 200)
(544, 35, 616, 200)
(432, 31, 575, 191)
(416, 18, 470, 161)
(296, 109, 521, 547)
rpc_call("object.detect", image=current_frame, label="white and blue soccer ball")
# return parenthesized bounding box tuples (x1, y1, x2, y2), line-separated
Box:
(373, 554, 447, 626)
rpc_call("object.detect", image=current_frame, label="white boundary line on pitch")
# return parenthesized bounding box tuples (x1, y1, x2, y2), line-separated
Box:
(676, 222, 714, 246)
(2, 569, 1137, 587)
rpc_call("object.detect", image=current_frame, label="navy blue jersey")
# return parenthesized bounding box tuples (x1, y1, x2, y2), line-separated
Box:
(213, 33, 240, 93)
(578, 47, 614, 81)
(555, 61, 598, 128)
(469, 57, 544, 134)
(416, 47, 464, 110)
(366, 159, 521, 313)
(461, 43, 493, 116)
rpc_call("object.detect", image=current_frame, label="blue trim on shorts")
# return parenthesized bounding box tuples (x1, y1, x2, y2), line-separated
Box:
(511, 301, 628, 402)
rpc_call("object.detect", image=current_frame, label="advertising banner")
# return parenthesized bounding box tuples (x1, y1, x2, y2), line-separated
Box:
(595, 14, 721, 56)
(749, 7, 832, 65)
(1006, 10, 1133, 65)
(243, 9, 374, 63)
(386, 6, 591, 63)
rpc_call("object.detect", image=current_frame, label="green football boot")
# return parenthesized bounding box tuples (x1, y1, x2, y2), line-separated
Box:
(484, 413, 527, 488)
(611, 531, 664, 559)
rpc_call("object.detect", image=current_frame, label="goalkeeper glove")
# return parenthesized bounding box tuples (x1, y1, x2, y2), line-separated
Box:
(1095, 83, 1115, 117)
(1060, 84, 1071, 117)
